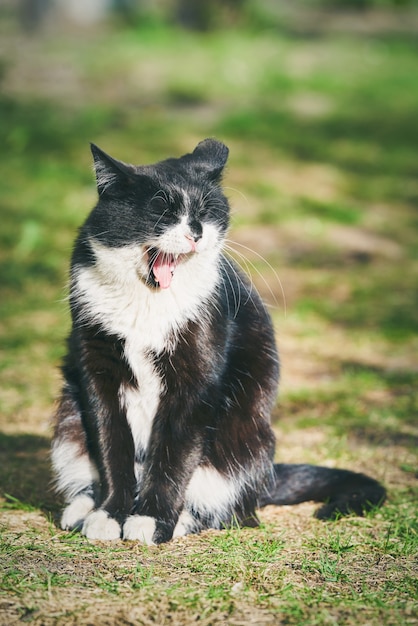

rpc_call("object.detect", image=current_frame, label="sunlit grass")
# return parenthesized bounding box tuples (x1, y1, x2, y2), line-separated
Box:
(0, 15, 417, 626)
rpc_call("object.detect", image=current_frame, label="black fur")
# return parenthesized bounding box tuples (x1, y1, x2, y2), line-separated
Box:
(51, 139, 385, 544)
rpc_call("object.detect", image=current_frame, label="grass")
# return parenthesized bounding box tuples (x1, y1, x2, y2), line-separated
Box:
(1, 506, 416, 624)
(0, 6, 417, 626)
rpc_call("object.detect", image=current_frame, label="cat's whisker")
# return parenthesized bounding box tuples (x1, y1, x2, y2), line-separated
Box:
(219, 254, 243, 319)
(226, 240, 286, 304)
(84, 230, 112, 242)
(223, 249, 256, 305)
(196, 184, 230, 214)
(209, 296, 223, 319)
(200, 187, 218, 205)
(221, 270, 241, 320)
(222, 186, 250, 208)
(142, 246, 152, 259)
(152, 207, 170, 231)
(218, 271, 233, 319)
(151, 189, 170, 204)
(142, 246, 154, 281)
(221, 251, 260, 315)
(222, 247, 259, 311)
(224, 240, 287, 317)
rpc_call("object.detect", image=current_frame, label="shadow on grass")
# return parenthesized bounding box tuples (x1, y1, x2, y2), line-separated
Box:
(0, 432, 59, 513)
(277, 361, 418, 449)
(341, 361, 418, 448)
(293, 264, 418, 341)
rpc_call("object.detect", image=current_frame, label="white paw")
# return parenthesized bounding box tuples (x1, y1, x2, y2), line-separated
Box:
(173, 510, 195, 538)
(123, 515, 156, 545)
(61, 495, 95, 530)
(82, 509, 121, 540)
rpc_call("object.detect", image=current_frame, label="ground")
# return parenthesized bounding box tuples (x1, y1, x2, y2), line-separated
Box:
(0, 6, 417, 625)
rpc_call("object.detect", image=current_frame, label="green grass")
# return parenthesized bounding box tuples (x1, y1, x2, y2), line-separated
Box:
(0, 507, 416, 624)
(0, 8, 417, 626)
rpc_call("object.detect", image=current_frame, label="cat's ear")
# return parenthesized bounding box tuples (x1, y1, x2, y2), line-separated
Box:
(90, 143, 136, 195)
(191, 138, 229, 180)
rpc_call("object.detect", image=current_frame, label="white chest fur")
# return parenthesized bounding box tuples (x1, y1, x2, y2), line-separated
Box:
(72, 239, 220, 453)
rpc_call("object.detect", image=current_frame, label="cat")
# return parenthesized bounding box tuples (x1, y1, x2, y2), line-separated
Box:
(51, 138, 386, 544)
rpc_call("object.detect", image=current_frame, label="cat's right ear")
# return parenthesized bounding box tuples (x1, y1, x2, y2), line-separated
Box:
(90, 143, 136, 195)
(191, 138, 229, 181)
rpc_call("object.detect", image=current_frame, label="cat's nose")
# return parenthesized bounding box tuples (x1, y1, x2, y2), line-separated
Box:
(185, 232, 201, 252)
(185, 222, 202, 250)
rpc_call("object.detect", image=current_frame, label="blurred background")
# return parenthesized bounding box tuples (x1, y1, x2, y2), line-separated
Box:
(0, 0, 417, 505)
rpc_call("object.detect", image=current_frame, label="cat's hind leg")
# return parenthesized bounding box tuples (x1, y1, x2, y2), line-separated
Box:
(51, 435, 99, 529)
(61, 493, 95, 531)
(51, 392, 100, 532)
(172, 510, 201, 538)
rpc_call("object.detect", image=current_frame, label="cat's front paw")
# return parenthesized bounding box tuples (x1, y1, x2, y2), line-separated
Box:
(82, 510, 121, 540)
(123, 515, 156, 545)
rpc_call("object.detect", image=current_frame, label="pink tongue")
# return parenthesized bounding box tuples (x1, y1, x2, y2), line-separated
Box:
(153, 252, 174, 289)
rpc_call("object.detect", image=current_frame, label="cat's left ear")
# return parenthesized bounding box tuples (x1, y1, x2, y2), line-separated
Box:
(191, 138, 229, 180)
(90, 143, 136, 195)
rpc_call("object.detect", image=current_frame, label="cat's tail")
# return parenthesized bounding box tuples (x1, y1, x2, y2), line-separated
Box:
(259, 463, 386, 520)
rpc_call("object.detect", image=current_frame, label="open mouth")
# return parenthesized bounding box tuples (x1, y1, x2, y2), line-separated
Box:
(147, 247, 181, 290)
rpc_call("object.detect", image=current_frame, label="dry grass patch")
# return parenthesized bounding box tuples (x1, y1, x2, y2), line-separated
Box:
(1, 499, 416, 626)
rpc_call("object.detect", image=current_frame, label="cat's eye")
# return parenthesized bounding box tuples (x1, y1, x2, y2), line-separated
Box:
(150, 196, 168, 212)
(197, 204, 208, 218)
(150, 195, 182, 224)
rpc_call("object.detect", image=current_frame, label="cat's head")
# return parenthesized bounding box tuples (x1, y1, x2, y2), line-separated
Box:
(83, 139, 230, 290)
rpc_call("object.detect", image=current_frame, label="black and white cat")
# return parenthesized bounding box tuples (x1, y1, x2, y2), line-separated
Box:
(51, 139, 385, 544)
